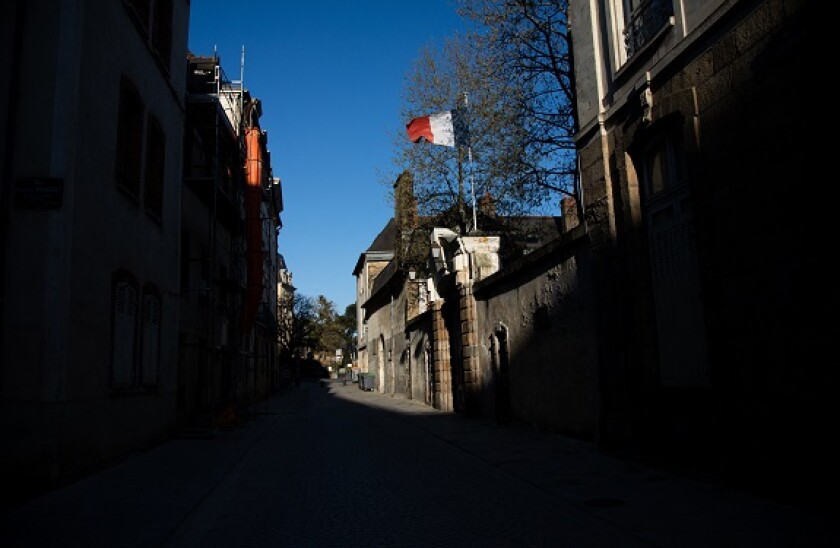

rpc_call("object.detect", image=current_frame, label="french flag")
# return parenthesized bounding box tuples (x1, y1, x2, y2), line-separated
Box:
(406, 108, 470, 148)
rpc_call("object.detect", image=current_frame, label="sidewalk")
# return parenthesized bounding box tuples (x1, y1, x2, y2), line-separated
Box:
(324, 379, 837, 548)
(0, 387, 306, 547)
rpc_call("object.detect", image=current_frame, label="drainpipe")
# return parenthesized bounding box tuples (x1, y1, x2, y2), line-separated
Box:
(389, 293, 393, 395)
(242, 126, 264, 333)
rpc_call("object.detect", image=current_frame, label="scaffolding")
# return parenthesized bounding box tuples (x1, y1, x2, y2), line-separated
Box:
(180, 45, 281, 427)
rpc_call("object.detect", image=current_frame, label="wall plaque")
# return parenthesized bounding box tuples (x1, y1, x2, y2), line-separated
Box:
(14, 177, 64, 209)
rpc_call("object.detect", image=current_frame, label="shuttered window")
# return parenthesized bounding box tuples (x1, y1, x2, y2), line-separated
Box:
(141, 289, 162, 386)
(112, 276, 139, 386)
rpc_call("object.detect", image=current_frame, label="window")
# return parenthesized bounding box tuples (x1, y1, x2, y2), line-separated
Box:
(151, 0, 173, 71)
(112, 273, 163, 390)
(180, 231, 190, 291)
(140, 287, 162, 386)
(642, 131, 684, 198)
(616, 0, 674, 63)
(115, 76, 166, 222)
(125, 0, 151, 33)
(112, 272, 139, 387)
(115, 77, 144, 199)
(637, 126, 710, 387)
(144, 115, 165, 220)
(123, 0, 173, 72)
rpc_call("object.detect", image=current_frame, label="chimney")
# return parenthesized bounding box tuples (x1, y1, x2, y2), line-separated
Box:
(561, 196, 579, 232)
(393, 170, 417, 231)
(478, 191, 496, 218)
(394, 170, 419, 267)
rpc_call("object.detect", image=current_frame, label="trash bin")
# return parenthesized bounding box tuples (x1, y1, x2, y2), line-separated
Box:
(358, 372, 375, 391)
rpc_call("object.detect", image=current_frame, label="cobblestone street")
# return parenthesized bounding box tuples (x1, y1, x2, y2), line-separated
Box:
(1, 380, 835, 547)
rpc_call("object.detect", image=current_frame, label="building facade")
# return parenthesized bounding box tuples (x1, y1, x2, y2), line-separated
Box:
(0, 0, 190, 496)
(0, 3, 284, 499)
(568, 0, 825, 499)
(353, 220, 397, 376)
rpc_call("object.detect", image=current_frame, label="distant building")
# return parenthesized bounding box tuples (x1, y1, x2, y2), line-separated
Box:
(276, 253, 295, 384)
(353, 219, 397, 376)
(354, 172, 562, 403)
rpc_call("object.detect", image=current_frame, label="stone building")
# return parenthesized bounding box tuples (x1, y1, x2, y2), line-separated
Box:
(568, 0, 826, 500)
(356, 172, 564, 407)
(353, 219, 397, 378)
(356, 0, 829, 505)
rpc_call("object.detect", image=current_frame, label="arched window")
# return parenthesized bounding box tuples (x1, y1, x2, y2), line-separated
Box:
(491, 323, 512, 424)
(377, 335, 386, 393)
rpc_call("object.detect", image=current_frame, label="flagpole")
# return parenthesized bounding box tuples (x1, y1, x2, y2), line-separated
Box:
(468, 145, 476, 233)
(462, 92, 477, 233)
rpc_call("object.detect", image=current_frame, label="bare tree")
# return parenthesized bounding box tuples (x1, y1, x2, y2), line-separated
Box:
(458, 0, 578, 209)
(395, 36, 547, 226)
(391, 1, 578, 222)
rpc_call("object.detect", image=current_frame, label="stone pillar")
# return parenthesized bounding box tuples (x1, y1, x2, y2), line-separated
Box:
(459, 282, 480, 414)
(453, 236, 500, 416)
(428, 231, 500, 414)
(431, 299, 452, 412)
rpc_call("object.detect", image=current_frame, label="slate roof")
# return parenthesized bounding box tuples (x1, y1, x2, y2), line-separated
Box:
(352, 218, 397, 276)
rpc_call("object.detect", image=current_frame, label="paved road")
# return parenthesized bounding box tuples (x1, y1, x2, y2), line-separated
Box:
(1, 380, 836, 547)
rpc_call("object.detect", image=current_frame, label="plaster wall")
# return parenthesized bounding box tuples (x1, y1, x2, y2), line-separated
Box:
(475, 235, 600, 438)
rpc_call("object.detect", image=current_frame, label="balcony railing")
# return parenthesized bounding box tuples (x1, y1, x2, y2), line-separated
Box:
(623, 0, 674, 59)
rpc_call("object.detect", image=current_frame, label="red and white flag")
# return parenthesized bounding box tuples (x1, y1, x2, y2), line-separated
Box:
(406, 109, 469, 147)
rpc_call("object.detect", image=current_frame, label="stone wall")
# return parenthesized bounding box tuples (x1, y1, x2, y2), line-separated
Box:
(473, 228, 600, 438)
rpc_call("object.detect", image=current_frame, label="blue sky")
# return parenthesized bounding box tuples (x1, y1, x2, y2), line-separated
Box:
(188, 1, 466, 313)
